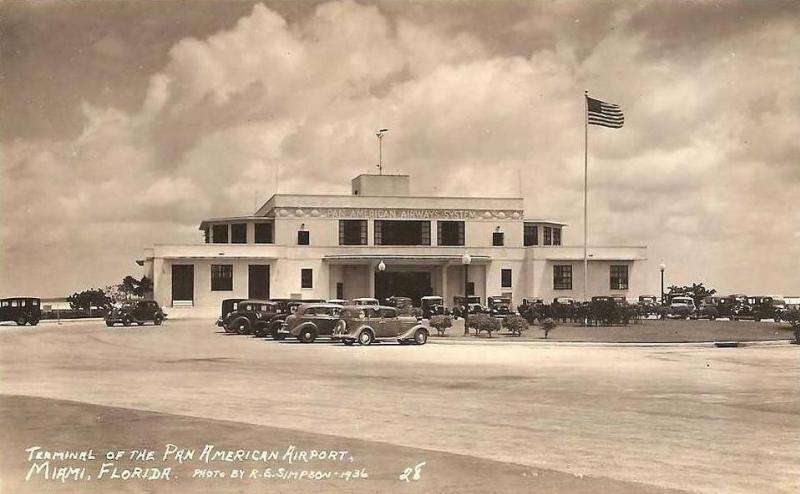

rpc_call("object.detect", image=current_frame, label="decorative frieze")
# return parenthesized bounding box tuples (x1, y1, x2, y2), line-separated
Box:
(272, 207, 524, 221)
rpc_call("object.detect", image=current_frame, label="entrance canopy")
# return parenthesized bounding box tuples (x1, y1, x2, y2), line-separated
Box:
(323, 254, 491, 265)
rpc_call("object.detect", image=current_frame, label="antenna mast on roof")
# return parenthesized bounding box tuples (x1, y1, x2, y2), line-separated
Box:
(376, 128, 389, 175)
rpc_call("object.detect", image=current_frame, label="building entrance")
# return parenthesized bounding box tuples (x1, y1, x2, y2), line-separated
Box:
(374, 271, 432, 305)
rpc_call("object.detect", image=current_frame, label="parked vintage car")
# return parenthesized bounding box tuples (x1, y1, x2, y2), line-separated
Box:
(731, 296, 780, 322)
(260, 299, 326, 338)
(106, 300, 165, 327)
(665, 296, 696, 319)
(352, 297, 380, 306)
(386, 296, 414, 310)
(452, 295, 485, 318)
(279, 303, 343, 343)
(216, 298, 246, 331)
(223, 300, 278, 335)
(326, 299, 348, 305)
(0, 297, 41, 326)
(488, 296, 514, 317)
(710, 296, 737, 319)
(420, 295, 447, 319)
(332, 305, 428, 346)
(695, 300, 719, 320)
(637, 295, 660, 318)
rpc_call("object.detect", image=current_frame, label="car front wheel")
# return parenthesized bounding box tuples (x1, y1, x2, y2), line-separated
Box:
(414, 329, 428, 345)
(298, 328, 316, 343)
(234, 320, 250, 334)
(15, 316, 27, 326)
(154, 317, 163, 326)
(123, 317, 132, 327)
(105, 320, 114, 327)
(358, 330, 373, 346)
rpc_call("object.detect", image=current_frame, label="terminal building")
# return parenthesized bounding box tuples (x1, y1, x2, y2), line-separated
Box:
(142, 174, 647, 317)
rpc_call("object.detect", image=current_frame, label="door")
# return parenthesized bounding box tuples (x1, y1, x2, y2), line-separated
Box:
(248, 265, 270, 300)
(377, 307, 399, 338)
(171, 265, 194, 305)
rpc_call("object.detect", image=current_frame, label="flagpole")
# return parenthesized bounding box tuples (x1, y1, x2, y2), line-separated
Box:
(583, 90, 588, 302)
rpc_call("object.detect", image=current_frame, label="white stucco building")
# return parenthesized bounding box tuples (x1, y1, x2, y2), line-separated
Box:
(142, 174, 647, 317)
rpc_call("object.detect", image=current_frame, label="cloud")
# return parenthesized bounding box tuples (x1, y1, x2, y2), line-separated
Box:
(1, 0, 799, 296)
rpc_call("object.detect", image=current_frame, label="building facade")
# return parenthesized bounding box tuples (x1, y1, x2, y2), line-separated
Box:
(142, 174, 647, 317)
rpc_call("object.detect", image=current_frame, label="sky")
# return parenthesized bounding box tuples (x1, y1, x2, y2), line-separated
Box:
(1, 0, 798, 298)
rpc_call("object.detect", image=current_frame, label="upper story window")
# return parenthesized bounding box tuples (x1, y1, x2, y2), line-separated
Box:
(610, 265, 629, 290)
(374, 220, 430, 246)
(543, 227, 552, 246)
(212, 224, 229, 244)
(492, 231, 504, 246)
(523, 223, 538, 246)
(552, 227, 561, 246)
(297, 229, 310, 246)
(339, 220, 367, 245)
(553, 265, 572, 290)
(437, 221, 464, 246)
(254, 223, 273, 244)
(231, 223, 247, 244)
(211, 264, 233, 291)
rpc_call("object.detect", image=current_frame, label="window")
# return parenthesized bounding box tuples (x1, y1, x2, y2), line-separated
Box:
(610, 265, 629, 290)
(231, 223, 247, 244)
(524, 224, 538, 246)
(11, 300, 18, 307)
(211, 265, 233, 291)
(543, 227, 552, 246)
(374, 220, 430, 245)
(492, 231, 504, 246)
(467, 282, 475, 296)
(254, 223, 273, 244)
(336, 282, 344, 299)
(0, 301, 7, 307)
(301, 268, 313, 289)
(212, 224, 229, 244)
(552, 227, 561, 246)
(553, 265, 572, 290)
(437, 221, 464, 246)
(339, 220, 367, 245)
(501, 269, 512, 288)
(297, 230, 310, 245)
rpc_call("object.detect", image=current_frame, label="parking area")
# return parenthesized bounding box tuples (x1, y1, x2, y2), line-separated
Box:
(1, 319, 799, 494)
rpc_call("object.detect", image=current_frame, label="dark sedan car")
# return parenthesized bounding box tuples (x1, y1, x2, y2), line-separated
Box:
(278, 303, 343, 343)
(216, 298, 246, 332)
(0, 297, 41, 326)
(106, 300, 165, 327)
(224, 300, 279, 335)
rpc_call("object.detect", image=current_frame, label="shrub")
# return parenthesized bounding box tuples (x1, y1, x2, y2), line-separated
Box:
(411, 307, 423, 319)
(502, 314, 529, 337)
(784, 309, 800, 344)
(428, 315, 452, 336)
(468, 313, 501, 337)
(540, 317, 557, 339)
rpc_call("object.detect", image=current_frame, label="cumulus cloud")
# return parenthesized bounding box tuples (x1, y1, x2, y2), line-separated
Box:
(1, 0, 798, 296)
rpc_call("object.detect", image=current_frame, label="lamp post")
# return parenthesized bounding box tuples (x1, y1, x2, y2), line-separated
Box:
(377, 260, 386, 303)
(376, 128, 389, 175)
(659, 262, 666, 305)
(462, 253, 471, 335)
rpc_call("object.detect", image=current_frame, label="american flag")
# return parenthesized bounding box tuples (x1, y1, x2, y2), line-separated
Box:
(587, 96, 624, 128)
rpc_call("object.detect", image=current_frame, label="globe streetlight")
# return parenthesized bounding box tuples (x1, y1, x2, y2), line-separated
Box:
(462, 253, 472, 335)
(377, 260, 386, 303)
(659, 262, 666, 305)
